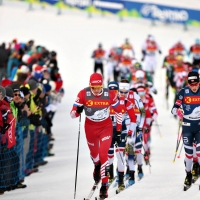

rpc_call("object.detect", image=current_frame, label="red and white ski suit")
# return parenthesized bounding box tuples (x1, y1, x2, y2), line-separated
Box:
(70, 87, 123, 183)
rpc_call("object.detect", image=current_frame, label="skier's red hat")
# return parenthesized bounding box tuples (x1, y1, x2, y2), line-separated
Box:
(89, 73, 103, 87)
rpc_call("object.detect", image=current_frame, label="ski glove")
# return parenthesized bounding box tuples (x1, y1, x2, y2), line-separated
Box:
(144, 125, 150, 133)
(115, 131, 121, 145)
(177, 108, 184, 119)
(136, 127, 143, 139)
(127, 130, 135, 146)
(76, 106, 84, 114)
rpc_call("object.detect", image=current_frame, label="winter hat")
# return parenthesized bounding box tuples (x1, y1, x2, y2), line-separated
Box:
(20, 86, 30, 96)
(5, 86, 14, 98)
(119, 82, 130, 91)
(49, 80, 56, 91)
(89, 73, 103, 87)
(28, 79, 38, 90)
(22, 54, 30, 64)
(43, 83, 52, 93)
(9, 83, 20, 93)
(108, 81, 119, 91)
(0, 85, 6, 99)
(20, 65, 29, 73)
(1, 79, 12, 87)
(33, 72, 43, 81)
(135, 70, 145, 79)
(188, 71, 199, 85)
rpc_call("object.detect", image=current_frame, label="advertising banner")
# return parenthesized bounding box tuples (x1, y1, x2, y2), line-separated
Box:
(36, 0, 200, 27)
(123, 1, 200, 25)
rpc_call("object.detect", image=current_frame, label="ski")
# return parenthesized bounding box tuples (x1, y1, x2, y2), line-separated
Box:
(111, 177, 118, 188)
(84, 182, 100, 200)
(138, 175, 143, 181)
(116, 187, 125, 194)
(108, 176, 117, 188)
(183, 179, 200, 191)
(183, 184, 191, 191)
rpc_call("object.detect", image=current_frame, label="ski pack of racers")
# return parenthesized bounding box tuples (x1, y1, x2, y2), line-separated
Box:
(71, 37, 200, 199)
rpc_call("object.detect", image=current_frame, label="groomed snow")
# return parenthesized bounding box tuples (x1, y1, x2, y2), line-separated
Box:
(0, 1, 200, 199)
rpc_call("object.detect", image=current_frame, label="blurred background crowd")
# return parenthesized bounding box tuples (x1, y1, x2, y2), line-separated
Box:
(0, 38, 64, 195)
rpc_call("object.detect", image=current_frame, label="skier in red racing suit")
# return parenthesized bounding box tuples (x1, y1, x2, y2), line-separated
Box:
(70, 73, 123, 199)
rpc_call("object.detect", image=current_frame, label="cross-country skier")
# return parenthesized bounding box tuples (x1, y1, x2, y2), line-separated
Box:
(118, 79, 145, 186)
(141, 35, 162, 81)
(171, 71, 200, 190)
(91, 44, 106, 77)
(189, 39, 200, 66)
(70, 73, 123, 199)
(107, 81, 137, 192)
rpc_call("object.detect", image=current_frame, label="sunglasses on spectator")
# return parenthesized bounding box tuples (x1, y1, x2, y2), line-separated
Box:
(14, 93, 20, 97)
(119, 90, 128, 94)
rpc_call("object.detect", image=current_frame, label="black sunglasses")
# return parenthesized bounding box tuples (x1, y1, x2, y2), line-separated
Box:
(14, 93, 20, 97)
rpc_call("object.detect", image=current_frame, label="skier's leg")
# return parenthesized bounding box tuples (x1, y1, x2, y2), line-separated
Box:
(85, 123, 101, 183)
(98, 123, 113, 198)
(182, 132, 193, 187)
(108, 127, 115, 182)
(115, 129, 126, 190)
(182, 132, 193, 172)
(135, 136, 144, 178)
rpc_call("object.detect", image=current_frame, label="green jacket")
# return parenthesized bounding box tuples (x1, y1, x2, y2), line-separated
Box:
(10, 101, 18, 119)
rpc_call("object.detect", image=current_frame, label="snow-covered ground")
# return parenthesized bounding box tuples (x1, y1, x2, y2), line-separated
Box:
(0, 1, 200, 199)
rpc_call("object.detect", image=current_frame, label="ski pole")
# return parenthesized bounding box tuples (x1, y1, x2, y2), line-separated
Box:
(172, 120, 182, 163)
(166, 81, 169, 110)
(74, 115, 81, 199)
(155, 119, 162, 138)
(115, 143, 124, 166)
(177, 142, 183, 158)
(139, 137, 151, 173)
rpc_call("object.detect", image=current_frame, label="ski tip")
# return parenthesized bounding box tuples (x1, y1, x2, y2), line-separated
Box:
(172, 160, 175, 163)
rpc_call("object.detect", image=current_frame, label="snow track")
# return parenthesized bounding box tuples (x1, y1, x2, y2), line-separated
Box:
(0, 1, 200, 199)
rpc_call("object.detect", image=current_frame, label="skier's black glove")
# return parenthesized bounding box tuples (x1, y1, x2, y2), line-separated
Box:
(115, 131, 121, 145)
(76, 106, 84, 114)
(136, 127, 143, 139)
(144, 125, 150, 133)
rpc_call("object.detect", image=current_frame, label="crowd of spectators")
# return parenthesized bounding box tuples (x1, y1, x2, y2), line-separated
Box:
(0, 39, 64, 195)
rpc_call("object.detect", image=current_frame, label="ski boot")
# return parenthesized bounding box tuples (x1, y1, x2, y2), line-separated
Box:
(144, 152, 149, 165)
(126, 170, 135, 188)
(108, 163, 114, 185)
(192, 162, 199, 183)
(137, 165, 144, 180)
(93, 162, 101, 183)
(183, 171, 192, 191)
(116, 172, 125, 194)
(124, 166, 130, 180)
(99, 182, 108, 199)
